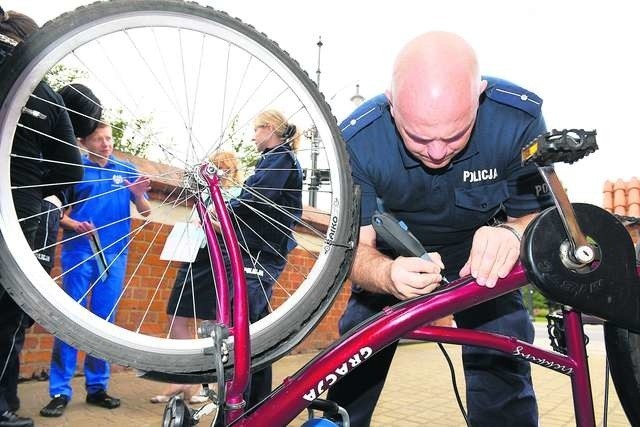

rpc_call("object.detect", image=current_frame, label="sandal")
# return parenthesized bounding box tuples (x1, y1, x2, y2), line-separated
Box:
(85, 390, 121, 409)
(150, 394, 174, 404)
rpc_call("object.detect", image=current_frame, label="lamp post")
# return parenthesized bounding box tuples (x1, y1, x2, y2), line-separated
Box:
(308, 36, 323, 207)
(307, 42, 366, 207)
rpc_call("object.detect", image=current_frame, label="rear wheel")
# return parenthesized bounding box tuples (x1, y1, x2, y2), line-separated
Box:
(0, 0, 355, 376)
(603, 324, 640, 426)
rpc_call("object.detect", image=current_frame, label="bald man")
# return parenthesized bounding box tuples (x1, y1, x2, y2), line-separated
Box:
(326, 32, 552, 426)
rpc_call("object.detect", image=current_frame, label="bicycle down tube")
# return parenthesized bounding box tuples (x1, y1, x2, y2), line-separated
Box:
(230, 264, 594, 426)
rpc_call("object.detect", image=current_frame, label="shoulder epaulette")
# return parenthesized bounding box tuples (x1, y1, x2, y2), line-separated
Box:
(484, 77, 543, 117)
(339, 94, 387, 141)
(0, 33, 18, 47)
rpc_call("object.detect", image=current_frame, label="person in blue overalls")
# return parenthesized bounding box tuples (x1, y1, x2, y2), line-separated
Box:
(158, 109, 303, 408)
(326, 32, 554, 427)
(40, 121, 151, 417)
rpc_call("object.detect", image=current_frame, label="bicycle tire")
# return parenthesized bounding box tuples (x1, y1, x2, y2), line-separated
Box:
(0, 0, 355, 375)
(603, 324, 640, 426)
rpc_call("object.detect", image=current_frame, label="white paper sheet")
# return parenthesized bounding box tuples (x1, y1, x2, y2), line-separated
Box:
(160, 222, 206, 263)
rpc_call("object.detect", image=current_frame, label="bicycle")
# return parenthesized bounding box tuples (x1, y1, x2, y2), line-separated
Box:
(0, 2, 638, 426)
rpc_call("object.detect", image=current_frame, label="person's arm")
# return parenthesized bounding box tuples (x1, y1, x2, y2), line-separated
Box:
(59, 210, 95, 234)
(350, 224, 444, 300)
(228, 152, 292, 213)
(125, 175, 152, 217)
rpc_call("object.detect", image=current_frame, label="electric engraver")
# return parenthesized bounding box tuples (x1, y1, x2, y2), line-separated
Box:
(371, 201, 450, 285)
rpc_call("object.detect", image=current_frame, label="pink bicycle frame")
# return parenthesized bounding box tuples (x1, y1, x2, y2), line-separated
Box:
(201, 167, 600, 426)
(239, 265, 597, 426)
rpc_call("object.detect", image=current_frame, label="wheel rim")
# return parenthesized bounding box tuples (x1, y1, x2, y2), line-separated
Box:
(0, 1, 353, 373)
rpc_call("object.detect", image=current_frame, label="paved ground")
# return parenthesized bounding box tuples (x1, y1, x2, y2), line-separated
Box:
(17, 325, 630, 426)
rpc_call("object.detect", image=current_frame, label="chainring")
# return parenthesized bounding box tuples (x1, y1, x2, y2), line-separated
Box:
(521, 203, 640, 332)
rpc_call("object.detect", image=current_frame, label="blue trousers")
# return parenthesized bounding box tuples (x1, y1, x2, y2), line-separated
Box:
(48, 251, 127, 399)
(326, 289, 537, 427)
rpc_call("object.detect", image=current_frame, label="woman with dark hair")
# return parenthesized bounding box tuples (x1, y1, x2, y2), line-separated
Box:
(0, 8, 82, 427)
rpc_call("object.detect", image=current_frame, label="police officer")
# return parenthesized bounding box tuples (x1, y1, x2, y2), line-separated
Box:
(33, 83, 103, 275)
(0, 9, 82, 427)
(226, 109, 303, 406)
(326, 32, 553, 427)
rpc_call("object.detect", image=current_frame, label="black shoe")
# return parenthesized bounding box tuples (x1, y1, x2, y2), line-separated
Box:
(40, 394, 69, 417)
(7, 398, 19, 413)
(86, 390, 121, 409)
(0, 411, 34, 427)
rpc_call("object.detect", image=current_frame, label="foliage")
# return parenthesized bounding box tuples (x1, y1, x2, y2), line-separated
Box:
(44, 64, 88, 91)
(228, 115, 260, 170)
(106, 109, 155, 158)
(523, 284, 555, 318)
(45, 64, 155, 158)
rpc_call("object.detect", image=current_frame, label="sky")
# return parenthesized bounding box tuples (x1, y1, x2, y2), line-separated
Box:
(4, 0, 640, 206)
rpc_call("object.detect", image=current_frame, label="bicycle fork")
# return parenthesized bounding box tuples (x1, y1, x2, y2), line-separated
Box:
(196, 163, 252, 425)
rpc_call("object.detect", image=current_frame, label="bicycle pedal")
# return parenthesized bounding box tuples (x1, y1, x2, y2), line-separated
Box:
(521, 129, 597, 166)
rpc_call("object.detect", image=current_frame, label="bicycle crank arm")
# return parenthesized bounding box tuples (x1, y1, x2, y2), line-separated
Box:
(522, 129, 598, 266)
(537, 166, 595, 265)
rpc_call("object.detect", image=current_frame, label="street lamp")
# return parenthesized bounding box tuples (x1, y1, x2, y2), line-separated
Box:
(308, 36, 324, 207)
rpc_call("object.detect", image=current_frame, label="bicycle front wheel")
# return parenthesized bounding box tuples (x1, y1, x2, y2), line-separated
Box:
(0, 0, 355, 375)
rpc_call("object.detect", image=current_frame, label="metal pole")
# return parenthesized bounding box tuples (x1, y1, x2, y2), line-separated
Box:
(309, 36, 323, 207)
(315, 36, 323, 90)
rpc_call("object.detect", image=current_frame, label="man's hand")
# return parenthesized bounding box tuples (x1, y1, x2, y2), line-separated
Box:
(125, 175, 151, 198)
(126, 175, 152, 216)
(459, 225, 520, 288)
(386, 252, 444, 300)
(350, 225, 444, 299)
(73, 219, 96, 235)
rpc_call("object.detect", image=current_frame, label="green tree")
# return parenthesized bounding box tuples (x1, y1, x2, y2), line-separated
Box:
(106, 109, 155, 158)
(44, 64, 88, 91)
(228, 115, 259, 170)
(45, 64, 155, 158)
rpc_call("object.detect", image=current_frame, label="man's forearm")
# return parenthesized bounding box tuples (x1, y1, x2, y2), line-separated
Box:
(134, 196, 151, 217)
(349, 243, 393, 294)
(59, 214, 75, 230)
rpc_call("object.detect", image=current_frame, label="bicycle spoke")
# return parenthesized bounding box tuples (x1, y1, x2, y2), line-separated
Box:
(0, 0, 354, 376)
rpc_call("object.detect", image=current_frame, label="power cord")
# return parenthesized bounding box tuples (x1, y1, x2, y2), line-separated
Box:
(436, 342, 471, 427)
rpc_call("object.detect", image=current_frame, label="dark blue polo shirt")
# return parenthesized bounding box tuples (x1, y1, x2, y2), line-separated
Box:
(341, 77, 554, 273)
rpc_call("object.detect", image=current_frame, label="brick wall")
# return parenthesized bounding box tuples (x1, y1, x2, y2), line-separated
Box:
(20, 218, 351, 378)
